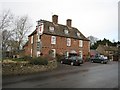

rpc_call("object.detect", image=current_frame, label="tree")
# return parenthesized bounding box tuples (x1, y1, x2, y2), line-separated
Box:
(0, 10, 13, 31)
(0, 10, 32, 58)
(0, 10, 14, 58)
(87, 36, 99, 46)
(13, 16, 32, 50)
(90, 38, 118, 49)
(2, 30, 13, 51)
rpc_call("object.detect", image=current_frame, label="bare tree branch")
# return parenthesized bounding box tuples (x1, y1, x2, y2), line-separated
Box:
(14, 15, 32, 50)
(0, 10, 13, 31)
(1, 10, 32, 58)
(0, 10, 14, 58)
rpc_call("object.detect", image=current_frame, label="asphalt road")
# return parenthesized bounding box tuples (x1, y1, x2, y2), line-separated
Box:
(2, 61, 118, 88)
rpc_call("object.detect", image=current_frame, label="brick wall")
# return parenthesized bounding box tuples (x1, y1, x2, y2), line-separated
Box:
(24, 33, 90, 60)
(24, 37, 31, 56)
(83, 41, 90, 61)
(41, 34, 89, 59)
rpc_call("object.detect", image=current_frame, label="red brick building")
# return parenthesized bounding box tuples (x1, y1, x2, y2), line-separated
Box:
(24, 15, 90, 61)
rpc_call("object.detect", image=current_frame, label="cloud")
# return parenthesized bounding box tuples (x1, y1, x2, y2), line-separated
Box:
(0, 0, 118, 41)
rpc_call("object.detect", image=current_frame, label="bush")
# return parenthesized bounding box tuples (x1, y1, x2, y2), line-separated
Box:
(29, 57, 48, 65)
(12, 56, 32, 61)
(22, 56, 32, 61)
(44, 55, 55, 61)
(12, 58, 25, 61)
(56, 54, 64, 62)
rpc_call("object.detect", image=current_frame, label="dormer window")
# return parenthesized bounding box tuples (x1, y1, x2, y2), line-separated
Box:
(64, 29, 69, 35)
(77, 32, 81, 37)
(49, 26, 54, 32)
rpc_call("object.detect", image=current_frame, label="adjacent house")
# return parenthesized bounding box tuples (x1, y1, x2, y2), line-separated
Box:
(23, 15, 90, 61)
(90, 50, 99, 57)
(96, 43, 118, 61)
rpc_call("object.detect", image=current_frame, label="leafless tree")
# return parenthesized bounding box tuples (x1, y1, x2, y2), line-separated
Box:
(0, 10, 13, 31)
(0, 10, 32, 58)
(0, 10, 14, 58)
(13, 15, 32, 50)
(2, 30, 12, 50)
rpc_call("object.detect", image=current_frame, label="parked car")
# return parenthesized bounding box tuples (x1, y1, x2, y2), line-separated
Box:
(90, 56, 108, 64)
(60, 56, 83, 66)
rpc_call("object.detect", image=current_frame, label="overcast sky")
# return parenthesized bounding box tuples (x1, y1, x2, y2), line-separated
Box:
(0, 0, 119, 42)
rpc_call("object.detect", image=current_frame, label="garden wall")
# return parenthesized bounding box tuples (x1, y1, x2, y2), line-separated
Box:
(2, 60, 57, 76)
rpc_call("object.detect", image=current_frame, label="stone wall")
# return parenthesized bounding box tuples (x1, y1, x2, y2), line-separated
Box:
(2, 60, 57, 76)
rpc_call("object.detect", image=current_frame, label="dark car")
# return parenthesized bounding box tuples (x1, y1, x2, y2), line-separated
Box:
(60, 56, 83, 66)
(90, 56, 108, 64)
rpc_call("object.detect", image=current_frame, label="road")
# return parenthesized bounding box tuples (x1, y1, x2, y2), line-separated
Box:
(2, 61, 118, 88)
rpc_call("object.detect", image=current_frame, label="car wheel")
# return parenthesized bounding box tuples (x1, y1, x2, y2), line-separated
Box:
(105, 62, 107, 64)
(71, 62, 74, 66)
(61, 61, 63, 64)
(101, 61, 104, 64)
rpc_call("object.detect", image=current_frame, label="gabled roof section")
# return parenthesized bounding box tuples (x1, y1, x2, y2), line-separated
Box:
(28, 20, 89, 41)
(23, 41, 29, 48)
(28, 28, 37, 37)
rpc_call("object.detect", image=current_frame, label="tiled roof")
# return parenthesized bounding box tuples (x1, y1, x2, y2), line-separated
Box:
(98, 45, 118, 51)
(29, 20, 89, 41)
(23, 41, 28, 47)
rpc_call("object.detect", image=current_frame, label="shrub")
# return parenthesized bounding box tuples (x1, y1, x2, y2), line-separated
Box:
(12, 56, 32, 61)
(44, 55, 55, 61)
(56, 54, 64, 62)
(12, 58, 25, 61)
(22, 56, 32, 61)
(29, 57, 48, 65)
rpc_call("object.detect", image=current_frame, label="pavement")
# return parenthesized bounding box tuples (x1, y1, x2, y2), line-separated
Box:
(2, 61, 119, 88)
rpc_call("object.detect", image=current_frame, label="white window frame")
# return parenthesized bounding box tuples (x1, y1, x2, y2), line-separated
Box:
(31, 36, 33, 44)
(77, 32, 80, 37)
(49, 26, 54, 32)
(36, 34, 40, 42)
(65, 51, 69, 57)
(37, 51, 40, 57)
(51, 36, 56, 44)
(79, 51, 83, 59)
(31, 49, 32, 57)
(79, 40, 83, 47)
(51, 49, 56, 58)
(64, 29, 69, 35)
(67, 38, 71, 46)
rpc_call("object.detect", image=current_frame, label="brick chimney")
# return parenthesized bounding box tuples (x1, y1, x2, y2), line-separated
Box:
(66, 19, 72, 28)
(52, 15, 58, 24)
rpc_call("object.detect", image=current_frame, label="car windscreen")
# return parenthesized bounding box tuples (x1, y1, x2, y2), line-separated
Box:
(98, 57, 104, 60)
(69, 57, 76, 60)
(77, 56, 82, 60)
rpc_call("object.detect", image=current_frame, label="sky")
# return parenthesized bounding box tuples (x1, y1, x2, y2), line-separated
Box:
(0, 0, 119, 42)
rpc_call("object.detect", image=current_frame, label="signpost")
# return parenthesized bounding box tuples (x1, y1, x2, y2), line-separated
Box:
(37, 20, 44, 56)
